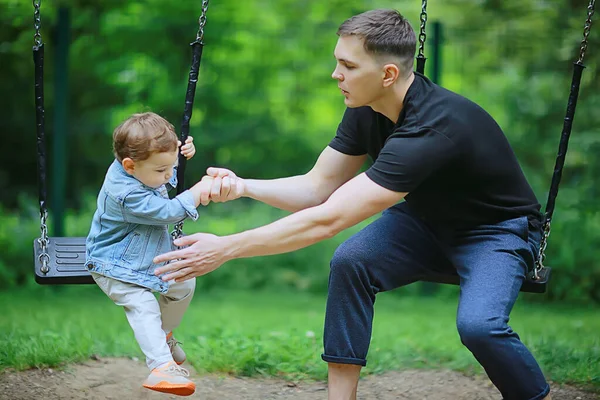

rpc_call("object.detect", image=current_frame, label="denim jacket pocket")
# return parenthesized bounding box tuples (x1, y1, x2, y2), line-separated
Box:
(121, 232, 143, 264)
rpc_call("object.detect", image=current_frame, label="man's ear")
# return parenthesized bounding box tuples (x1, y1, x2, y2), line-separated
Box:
(382, 63, 400, 88)
(122, 158, 135, 175)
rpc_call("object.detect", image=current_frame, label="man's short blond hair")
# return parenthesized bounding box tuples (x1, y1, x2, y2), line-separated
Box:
(112, 112, 178, 162)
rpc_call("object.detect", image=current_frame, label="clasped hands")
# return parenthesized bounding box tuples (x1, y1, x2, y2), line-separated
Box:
(196, 167, 245, 206)
(152, 167, 245, 282)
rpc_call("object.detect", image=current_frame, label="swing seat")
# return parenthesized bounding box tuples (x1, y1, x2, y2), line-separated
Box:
(421, 266, 551, 293)
(33, 237, 94, 284)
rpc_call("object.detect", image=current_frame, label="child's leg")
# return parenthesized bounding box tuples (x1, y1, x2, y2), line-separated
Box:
(91, 273, 173, 370)
(159, 278, 196, 334)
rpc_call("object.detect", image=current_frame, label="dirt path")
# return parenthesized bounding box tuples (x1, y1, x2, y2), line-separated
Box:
(1, 357, 597, 400)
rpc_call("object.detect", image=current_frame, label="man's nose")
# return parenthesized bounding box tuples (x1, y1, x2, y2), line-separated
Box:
(332, 68, 343, 80)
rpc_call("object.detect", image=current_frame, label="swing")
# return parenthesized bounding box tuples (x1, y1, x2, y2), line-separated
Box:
(32, 0, 211, 285)
(415, 0, 596, 293)
(32, 1, 593, 293)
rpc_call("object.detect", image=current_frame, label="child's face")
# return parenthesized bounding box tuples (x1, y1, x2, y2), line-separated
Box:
(127, 150, 179, 189)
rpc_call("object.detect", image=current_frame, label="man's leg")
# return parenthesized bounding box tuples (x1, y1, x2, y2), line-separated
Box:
(450, 216, 550, 400)
(328, 364, 361, 400)
(322, 204, 451, 400)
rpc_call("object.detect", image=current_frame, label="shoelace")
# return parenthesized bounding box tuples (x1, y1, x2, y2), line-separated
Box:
(164, 364, 190, 377)
(167, 336, 182, 351)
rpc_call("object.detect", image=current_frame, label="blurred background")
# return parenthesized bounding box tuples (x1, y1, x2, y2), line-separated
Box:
(1, 0, 599, 304)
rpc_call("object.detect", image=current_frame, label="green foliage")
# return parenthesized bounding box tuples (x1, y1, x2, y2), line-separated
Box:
(0, 0, 599, 302)
(0, 288, 598, 390)
(0, 200, 41, 287)
(541, 209, 600, 303)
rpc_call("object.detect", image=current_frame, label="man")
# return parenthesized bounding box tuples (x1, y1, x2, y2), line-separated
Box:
(154, 9, 551, 400)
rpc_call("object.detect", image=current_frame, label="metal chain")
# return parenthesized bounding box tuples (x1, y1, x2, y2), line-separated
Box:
(33, 0, 49, 274)
(196, 0, 210, 42)
(534, 0, 596, 280)
(38, 209, 50, 273)
(534, 0, 596, 281)
(578, 0, 596, 65)
(534, 218, 551, 280)
(33, 0, 42, 47)
(171, 221, 184, 242)
(170, 1, 210, 243)
(418, 0, 428, 58)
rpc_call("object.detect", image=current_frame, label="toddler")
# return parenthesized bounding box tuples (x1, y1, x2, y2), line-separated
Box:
(86, 112, 207, 396)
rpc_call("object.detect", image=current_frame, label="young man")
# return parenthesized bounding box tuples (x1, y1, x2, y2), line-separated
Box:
(153, 9, 551, 400)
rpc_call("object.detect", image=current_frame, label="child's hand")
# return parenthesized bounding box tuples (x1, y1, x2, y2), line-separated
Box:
(179, 136, 196, 159)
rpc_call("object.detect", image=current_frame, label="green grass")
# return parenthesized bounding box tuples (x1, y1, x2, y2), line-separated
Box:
(0, 286, 598, 391)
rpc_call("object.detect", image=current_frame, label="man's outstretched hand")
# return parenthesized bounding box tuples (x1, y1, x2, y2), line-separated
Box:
(199, 167, 246, 205)
(153, 233, 229, 282)
(158, 167, 246, 281)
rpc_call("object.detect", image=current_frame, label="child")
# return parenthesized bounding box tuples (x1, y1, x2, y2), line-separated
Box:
(85, 112, 207, 396)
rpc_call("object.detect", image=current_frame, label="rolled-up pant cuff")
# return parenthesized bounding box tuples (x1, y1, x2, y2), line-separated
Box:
(530, 384, 551, 400)
(321, 354, 366, 366)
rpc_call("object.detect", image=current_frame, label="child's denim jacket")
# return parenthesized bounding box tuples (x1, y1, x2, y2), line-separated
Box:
(85, 160, 198, 293)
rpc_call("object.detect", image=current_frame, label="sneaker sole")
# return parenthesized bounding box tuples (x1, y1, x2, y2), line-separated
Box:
(143, 382, 195, 396)
(175, 358, 186, 366)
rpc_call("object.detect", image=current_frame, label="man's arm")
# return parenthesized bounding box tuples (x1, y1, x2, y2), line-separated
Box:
(209, 146, 367, 212)
(229, 172, 405, 256)
(153, 173, 406, 281)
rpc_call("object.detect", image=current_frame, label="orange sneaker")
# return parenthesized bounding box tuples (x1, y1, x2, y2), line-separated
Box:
(142, 361, 195, 396)
(167, 332, 187, 365)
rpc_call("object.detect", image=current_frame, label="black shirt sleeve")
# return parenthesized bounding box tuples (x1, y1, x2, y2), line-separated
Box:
(328, 107, 371, 156)
(366, 128, 458, 193)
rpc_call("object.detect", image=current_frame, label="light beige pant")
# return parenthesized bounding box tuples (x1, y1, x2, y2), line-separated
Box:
(91, 272, 196, 370)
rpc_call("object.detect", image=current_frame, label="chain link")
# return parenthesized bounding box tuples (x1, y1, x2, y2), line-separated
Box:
(33, 0, 42, 47)
(196, 0, 210, 42)
(578, 0, 596, 65)
(418, 0, 428, 58)
(171, 221, 184, 242)
(533, 218, 551, 280)
(38, 209, 50, 273)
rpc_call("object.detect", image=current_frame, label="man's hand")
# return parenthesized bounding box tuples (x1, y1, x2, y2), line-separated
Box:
(155, 173, 406, 282)
(202, 167, 246, 204)
(153, 233, 228, 281)
(179, 136, 196, 159)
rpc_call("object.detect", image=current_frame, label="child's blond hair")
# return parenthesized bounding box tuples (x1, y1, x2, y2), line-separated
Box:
(113, 112, 178, 162)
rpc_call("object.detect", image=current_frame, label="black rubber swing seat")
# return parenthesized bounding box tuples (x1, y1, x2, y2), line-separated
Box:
(33, 236, 94, 285)
(421, 266, 552, 294)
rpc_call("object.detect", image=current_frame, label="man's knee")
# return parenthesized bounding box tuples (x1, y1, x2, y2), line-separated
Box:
(330, 240, 371, 280)
(456, 315, 511, 350)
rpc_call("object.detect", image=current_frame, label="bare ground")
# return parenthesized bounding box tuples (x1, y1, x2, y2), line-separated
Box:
(0, 357, 597, 400)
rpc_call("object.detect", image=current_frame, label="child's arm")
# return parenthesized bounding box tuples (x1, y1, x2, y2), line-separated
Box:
(122, 189, 198, 225)
(121, 178, 212, 225)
